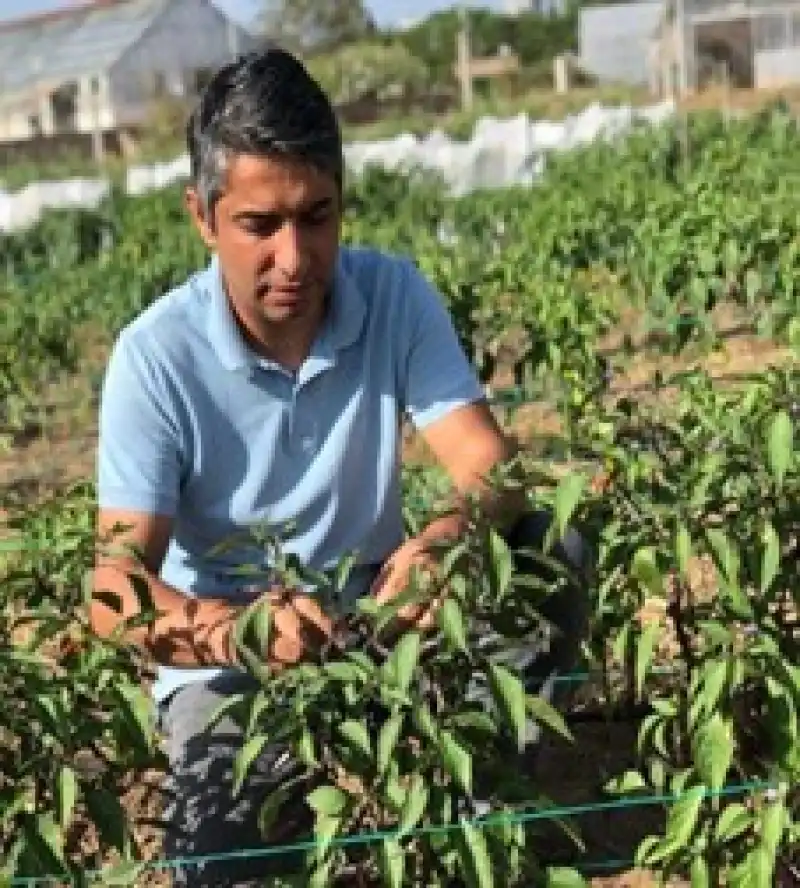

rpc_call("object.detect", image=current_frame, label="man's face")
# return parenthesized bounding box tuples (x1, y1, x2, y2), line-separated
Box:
(187, 153, 341, 338)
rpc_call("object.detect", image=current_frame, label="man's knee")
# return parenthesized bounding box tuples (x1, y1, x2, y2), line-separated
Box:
(158, 675, 308, 886)
(158, 672, 260, 763)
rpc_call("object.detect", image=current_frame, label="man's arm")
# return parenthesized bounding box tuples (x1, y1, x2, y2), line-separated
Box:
(396, 256, 528, 541)
(91, 508, 332, 671)
(93, 332, 330, 672)
(91, 508, 238, 668)
(92, 334, 242, 667)
(372, 260, 528, 615)
(373, 402, 525, 620)
(415, 400, 527, 543)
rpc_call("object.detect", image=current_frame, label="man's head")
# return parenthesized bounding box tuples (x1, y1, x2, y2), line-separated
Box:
(185, 48, 344, 352)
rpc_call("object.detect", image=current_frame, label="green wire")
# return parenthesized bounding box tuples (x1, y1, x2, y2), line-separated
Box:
(8, 779, 782, 885)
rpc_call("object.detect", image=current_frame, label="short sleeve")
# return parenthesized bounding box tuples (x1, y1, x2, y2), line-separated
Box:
(399, 259, 484, 429)
(97, 332, 184, 515)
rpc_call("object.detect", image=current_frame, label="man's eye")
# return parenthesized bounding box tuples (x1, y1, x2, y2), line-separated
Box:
(302, 209, 330, 226)
(240, 217, 280, 237)
(238, 211, 329, 235)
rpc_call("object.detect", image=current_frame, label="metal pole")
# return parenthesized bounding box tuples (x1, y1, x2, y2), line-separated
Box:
(91, 73, 104, 164)
(227, 18, 240, 58)
(676, 0, 687, 96)
(457, 3, 473, 111)
(673, 0, 690, 170)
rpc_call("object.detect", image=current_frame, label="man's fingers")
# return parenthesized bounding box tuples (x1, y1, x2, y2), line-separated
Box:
(416, 604, 438, 631)
(259, 594, 332, 667)
(272, 634, 301, 665)
(375, 582, 398, 607)
(292, 597, 333, 637)
(375, 557, 435, 602)
(267, 590, 332, 635)
(269, 607, 303, 666)
(412, 593, 443, 631)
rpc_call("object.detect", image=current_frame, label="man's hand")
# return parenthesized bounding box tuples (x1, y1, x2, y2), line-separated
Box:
(230, 588, 334, 671)
(370, 538, 444, 631)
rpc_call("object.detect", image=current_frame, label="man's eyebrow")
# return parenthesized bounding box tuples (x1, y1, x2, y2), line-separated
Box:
(232, 198, 334, 219)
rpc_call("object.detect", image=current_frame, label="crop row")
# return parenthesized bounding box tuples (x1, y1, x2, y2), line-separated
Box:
(3, 107, 800, 432)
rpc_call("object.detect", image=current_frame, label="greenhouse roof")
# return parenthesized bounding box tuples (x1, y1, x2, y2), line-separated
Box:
(0, 0, 247, 100)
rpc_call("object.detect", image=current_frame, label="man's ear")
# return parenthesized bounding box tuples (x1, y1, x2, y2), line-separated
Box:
(185, 186, 216, 250)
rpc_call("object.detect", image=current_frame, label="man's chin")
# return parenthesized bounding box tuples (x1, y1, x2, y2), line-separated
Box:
(262, 301, 309, 324)
(261, 287, 327, 325)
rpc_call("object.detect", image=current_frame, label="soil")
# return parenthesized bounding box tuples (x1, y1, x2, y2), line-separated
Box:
(677, 84, 800, 115)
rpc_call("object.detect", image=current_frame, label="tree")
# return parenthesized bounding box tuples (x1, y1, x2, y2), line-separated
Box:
(306, 41, 430, 106)
(389, 9, 579, 84)
(259, 0, 377, 55)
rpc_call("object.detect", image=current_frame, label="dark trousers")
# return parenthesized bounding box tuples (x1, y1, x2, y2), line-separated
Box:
(157, 510, 592, 886)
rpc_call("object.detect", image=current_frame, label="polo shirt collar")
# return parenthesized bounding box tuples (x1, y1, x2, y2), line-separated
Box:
(205, 255, 252, 373)
(204, 251, 366, 375)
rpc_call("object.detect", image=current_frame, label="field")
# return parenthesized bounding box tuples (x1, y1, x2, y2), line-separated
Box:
(1, 104, 799, 886)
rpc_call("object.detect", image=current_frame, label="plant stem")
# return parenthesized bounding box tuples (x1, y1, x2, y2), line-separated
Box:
(668, 578, 694, 765)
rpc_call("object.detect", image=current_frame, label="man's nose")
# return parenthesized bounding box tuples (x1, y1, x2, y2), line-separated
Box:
(273, 223, 310, 280)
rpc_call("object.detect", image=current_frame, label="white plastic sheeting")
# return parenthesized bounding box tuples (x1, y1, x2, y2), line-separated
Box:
(0, 99, 675, 232)
(0, 178, 110, 232)
(344, 100, 674, 194)
(126, 154, 192, 196)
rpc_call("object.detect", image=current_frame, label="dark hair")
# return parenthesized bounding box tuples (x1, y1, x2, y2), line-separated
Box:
(186, 47, 343, 216)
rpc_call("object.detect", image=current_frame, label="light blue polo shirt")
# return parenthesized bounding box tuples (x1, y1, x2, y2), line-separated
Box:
(97, 245, 484, 703)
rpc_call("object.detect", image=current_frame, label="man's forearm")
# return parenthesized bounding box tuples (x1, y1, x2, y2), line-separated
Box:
(418, 453, 528, 545)
(90, 563, 333, 673)
(90, 564, 240, 669)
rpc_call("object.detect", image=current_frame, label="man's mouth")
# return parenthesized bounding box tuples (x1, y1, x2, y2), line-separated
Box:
(256, 283, 304, 300)
(259, 281, 307, 294)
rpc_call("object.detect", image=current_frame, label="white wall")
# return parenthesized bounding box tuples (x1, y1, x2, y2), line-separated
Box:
(0, 74, 115, 141)
(580, 2, 664, 85)
(0, 106, 36, 141)
(755, 47, 800, 87)
(341, 100, 674, 196)
(74, 75, 116, 133)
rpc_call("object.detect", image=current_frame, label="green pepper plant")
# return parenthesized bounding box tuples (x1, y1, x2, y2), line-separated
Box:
(213, 465, 592, 887)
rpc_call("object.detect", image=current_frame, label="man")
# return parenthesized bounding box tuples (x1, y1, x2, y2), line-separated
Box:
(91, 48, 591, 886)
